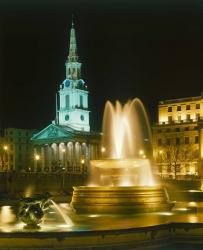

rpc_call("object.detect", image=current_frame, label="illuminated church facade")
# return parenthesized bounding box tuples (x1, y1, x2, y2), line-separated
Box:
(31, 22, 100, 173)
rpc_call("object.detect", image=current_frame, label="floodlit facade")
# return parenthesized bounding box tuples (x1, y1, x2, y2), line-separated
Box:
(0, 128, 37, 171)
(31, 22, 100, 173)
(152, 95, 203, 179)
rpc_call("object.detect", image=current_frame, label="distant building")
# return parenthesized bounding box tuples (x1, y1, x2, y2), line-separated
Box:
(31, 21, 100, 173)
(152, 94, 203, 178)
(0, 128, 37, 171)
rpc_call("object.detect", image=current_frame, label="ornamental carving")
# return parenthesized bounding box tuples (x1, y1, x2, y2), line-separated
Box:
(47, 127, 58, 137)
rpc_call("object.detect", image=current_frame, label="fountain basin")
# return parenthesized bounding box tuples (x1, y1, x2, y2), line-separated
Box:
(89, 159, 155, 186)
(71, 185, 173, 214)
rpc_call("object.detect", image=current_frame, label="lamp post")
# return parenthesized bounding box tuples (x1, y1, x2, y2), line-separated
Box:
(3, 145, 9, 171)
(80, 158, 85, 184)
(101, 147, 106, 158)
(139, 149, 146, 158)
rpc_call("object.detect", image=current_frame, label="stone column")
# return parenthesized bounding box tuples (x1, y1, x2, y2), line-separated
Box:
(41, 147, 45, 172)
(34, 147, 37, 172)
(64, 143, 68, 171)
(56, 143, 59, 168)
(48, 145, 52, 172)
(73, 142, 76, 172)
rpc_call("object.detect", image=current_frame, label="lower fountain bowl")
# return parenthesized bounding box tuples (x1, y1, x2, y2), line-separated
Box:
(70, 185, 174, 214)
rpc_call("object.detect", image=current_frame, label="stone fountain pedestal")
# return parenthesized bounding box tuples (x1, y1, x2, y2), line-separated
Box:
(71, 186, 173, 214)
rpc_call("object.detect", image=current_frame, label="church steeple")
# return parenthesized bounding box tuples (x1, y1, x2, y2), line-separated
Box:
(58, 21, 90, 132)
(68, 19, 78, 62)
(65, 20, 81, 80)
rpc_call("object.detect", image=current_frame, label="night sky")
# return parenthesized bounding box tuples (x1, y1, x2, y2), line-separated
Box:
(1, 0, 203, 132)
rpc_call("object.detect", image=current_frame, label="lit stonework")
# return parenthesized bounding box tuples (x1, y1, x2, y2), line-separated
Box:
(31, 23, 100, 173)
(57, 21, 90, 132)
(0, 128, 36, 171)
(152, 95, 203, 178)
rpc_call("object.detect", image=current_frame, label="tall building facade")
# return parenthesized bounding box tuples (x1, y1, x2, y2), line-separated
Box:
(0, 128, 37, 171)
(152, 94, 203, 179)
(31, 22, 100, 173)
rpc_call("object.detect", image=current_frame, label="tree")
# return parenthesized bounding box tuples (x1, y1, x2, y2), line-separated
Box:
(155, 143, 199, 179)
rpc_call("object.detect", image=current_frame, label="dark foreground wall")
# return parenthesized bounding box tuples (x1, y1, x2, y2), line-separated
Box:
(0, 172, 202, 198)
(1, 223, 203, 249)
(0, 172, 86, 196)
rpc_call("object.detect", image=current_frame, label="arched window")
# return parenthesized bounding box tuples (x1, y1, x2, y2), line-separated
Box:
(66, 95, 70, 108)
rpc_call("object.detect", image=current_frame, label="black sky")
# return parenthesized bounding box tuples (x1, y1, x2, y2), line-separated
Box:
(1, 0, 203, 131)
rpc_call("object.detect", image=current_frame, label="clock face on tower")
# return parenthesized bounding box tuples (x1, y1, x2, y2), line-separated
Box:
(64, 79, 71, 88)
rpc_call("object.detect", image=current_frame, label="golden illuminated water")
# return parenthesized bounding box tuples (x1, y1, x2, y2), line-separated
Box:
(89, 98, 155, 186)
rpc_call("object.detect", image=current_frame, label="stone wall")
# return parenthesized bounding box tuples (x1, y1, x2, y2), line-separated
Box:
(0, 172, 86, 196)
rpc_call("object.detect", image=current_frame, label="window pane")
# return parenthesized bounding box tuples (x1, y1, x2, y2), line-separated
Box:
(177, 106, 181, 111)
(168, 107, 172, 112)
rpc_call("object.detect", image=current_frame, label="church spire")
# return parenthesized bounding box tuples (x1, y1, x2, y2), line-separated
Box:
(68, 16, 78, 62)
(59, 21, 90, 132)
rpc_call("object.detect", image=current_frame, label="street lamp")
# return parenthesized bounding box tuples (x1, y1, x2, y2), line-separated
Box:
(101, 147, 106, 159)
(35, 154, 40, 161)
(3, 145, 9, 171)
(139, 150, 145, 158)
(139, 149, 144, 155)
(80, 158, 86, 183)
(34, 154, 40, 172)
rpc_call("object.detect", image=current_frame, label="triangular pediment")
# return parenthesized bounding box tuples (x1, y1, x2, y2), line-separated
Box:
(31, 124, 75, 142)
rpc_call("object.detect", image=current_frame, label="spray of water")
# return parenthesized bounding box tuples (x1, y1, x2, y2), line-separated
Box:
(50, 200, 73, 226)
(88, 98, 155, 187)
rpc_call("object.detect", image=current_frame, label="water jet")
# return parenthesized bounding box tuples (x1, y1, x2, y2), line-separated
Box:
(71, 99, 173, 214)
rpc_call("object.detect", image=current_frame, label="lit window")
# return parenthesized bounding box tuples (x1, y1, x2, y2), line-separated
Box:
(168, 107, 172, 112)
(196, 103, 200, 109)
(176, 138, 180, 145)
(184, 137, 189, 144)
(186, 105, 190, 110)
(177, 106, 181, 111)
(186, 114, 190, 120)
(195, 136, 199, 144)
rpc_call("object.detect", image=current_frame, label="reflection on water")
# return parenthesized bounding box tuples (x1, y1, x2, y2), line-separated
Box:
(0, 206, 16, 224)
(1, 202, 203, 232)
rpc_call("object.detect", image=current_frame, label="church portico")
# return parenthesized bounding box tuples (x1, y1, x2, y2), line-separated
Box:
(32, 126, 100, 173)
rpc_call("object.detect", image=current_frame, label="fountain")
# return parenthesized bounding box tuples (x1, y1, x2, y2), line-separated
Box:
(0, 99, 203, 249)
(71, 99, 173, 214)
